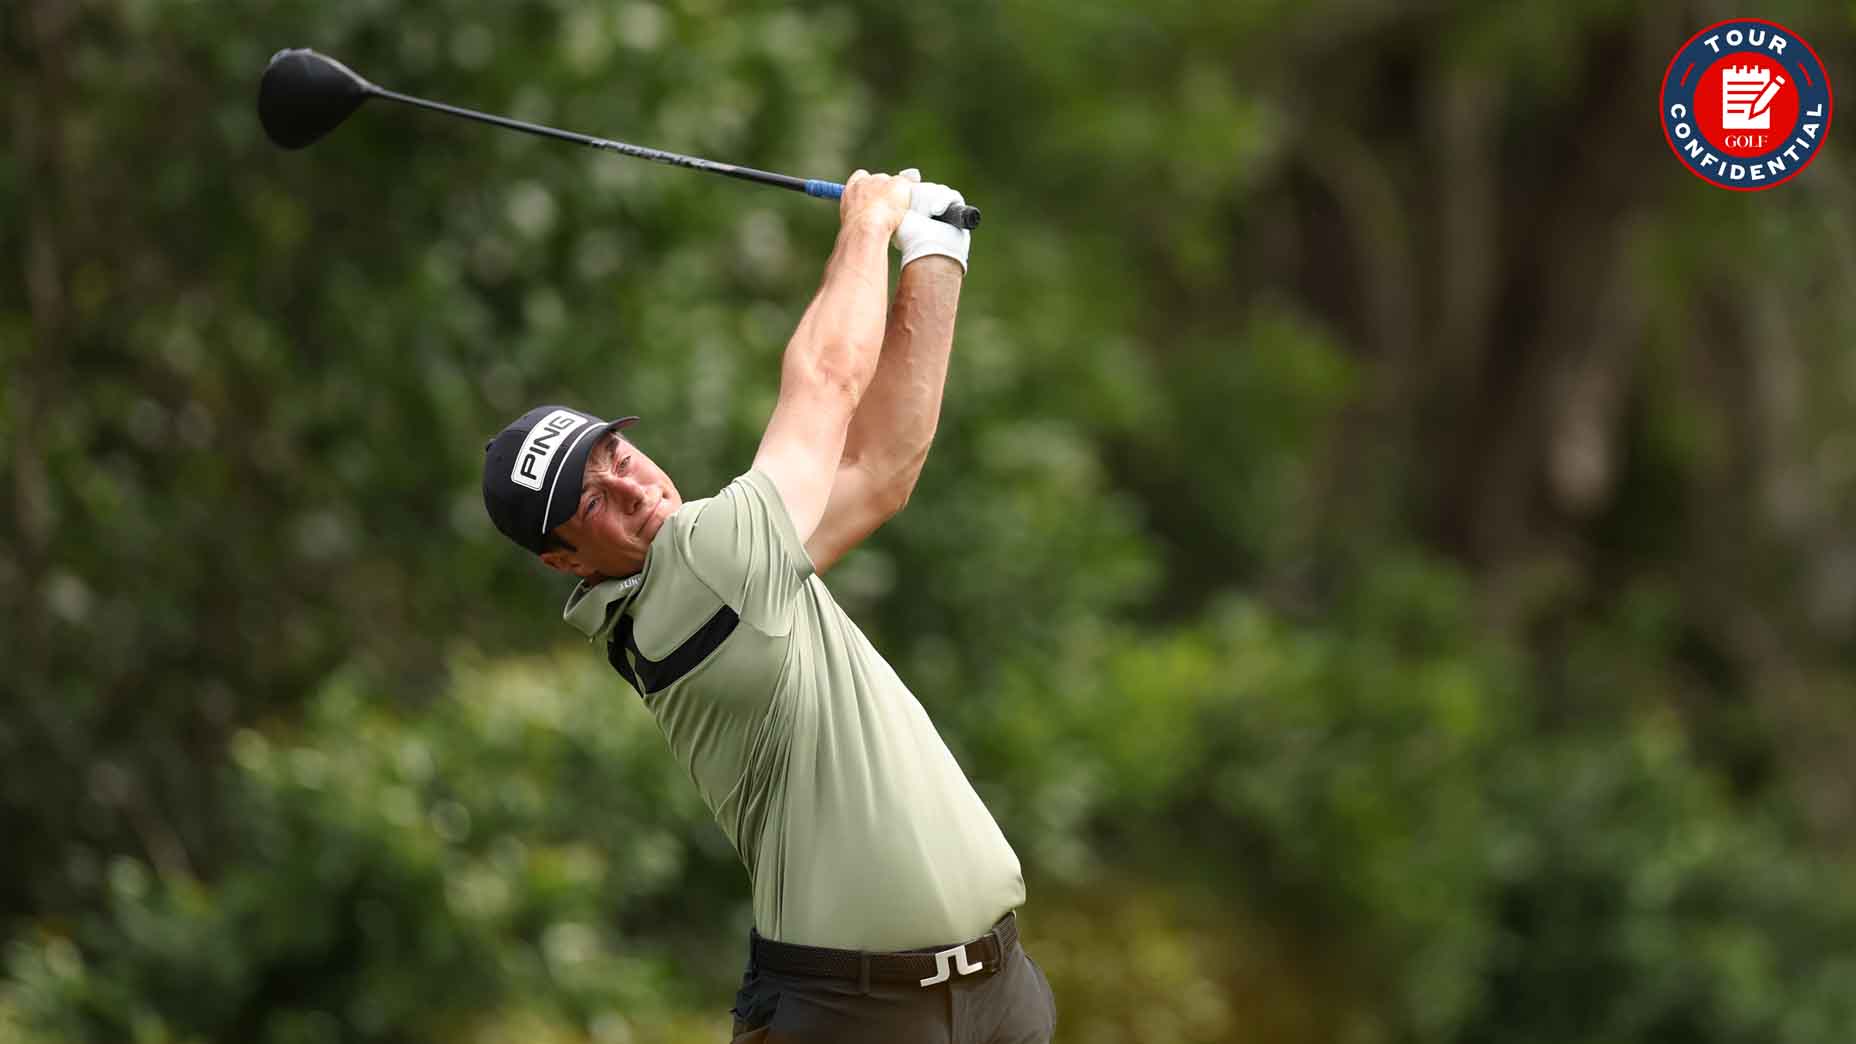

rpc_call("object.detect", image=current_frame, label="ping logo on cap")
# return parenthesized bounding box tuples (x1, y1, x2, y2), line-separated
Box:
(511, 409, 588, 491)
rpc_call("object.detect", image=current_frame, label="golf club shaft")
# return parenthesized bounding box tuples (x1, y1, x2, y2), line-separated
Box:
(370, 87, 980, 229)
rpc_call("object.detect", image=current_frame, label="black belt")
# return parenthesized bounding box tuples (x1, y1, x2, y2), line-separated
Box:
(751, 912, 1019, 988)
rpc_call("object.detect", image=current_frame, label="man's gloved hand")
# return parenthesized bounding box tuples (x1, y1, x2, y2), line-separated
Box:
(892, 168, 970, 272)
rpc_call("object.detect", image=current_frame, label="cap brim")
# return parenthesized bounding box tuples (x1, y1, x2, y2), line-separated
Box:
(539, 416, 639, 537)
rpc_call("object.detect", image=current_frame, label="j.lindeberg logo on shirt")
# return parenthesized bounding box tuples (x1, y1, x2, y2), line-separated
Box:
(512, 409, 587, 491)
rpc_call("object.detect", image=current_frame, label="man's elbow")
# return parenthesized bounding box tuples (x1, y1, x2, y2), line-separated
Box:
(874, 448, 931, 519)
(783, 351, 871, 413)
(874, 481, 913, 522)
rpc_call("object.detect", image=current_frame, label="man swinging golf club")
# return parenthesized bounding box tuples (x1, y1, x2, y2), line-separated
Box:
(482, 171, 1055, 1043)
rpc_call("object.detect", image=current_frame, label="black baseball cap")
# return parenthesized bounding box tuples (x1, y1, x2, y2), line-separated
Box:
(483, 405, 638, 554)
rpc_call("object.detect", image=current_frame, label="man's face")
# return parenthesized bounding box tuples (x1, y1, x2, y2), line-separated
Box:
(540, 432, 681, 582)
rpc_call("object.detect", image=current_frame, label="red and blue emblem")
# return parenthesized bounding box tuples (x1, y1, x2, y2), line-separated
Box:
(1661, 19, 1833, 191)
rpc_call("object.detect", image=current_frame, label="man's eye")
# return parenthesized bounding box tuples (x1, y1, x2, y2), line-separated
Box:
(585, 494, 602, 516)
(619, 455, 632, 473)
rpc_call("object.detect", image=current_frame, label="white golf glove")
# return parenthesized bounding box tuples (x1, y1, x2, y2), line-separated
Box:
(892, 168, 970, 272)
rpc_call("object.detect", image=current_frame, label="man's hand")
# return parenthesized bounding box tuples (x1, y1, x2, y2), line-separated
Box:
(839, 169, 913, 235)
(891, 169, 971, 272)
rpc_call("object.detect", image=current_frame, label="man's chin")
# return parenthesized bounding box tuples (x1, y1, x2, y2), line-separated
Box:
(644, 497, 678, 540)
(640, 511, 669, 547)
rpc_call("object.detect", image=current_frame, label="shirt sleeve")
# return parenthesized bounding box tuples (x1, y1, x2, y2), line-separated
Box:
(685, 469, 817, 634)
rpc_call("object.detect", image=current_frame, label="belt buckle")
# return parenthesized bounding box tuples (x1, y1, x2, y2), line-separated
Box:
(918, 942, 985, 987)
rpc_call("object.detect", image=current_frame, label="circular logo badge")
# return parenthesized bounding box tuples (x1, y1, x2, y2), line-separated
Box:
(1661, 19, 1833, 190)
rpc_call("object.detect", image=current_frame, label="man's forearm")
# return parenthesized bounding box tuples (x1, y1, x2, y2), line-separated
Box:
(781, 216, 894, 406)
(838, 256, 964, 488)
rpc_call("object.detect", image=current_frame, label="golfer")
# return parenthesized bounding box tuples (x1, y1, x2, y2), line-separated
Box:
(482, 170, 1055, 1043)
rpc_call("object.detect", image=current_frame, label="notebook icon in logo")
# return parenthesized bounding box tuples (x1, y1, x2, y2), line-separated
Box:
(1721, 65, 1785, 130)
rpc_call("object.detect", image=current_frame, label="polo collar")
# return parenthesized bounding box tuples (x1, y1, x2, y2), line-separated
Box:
(562, 572, 643, 640)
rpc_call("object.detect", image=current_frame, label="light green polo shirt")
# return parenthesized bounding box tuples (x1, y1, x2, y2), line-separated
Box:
(563, 469, 1025, 951)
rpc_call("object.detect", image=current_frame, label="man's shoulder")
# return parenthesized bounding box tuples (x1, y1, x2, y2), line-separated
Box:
(624, 530, 735, 656)
(669, 471, 804, 561)
(638, 494, 720, 589)
(657, 471, 765, 537)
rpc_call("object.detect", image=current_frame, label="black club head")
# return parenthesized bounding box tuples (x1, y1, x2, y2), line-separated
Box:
(258, 48, 376, 149)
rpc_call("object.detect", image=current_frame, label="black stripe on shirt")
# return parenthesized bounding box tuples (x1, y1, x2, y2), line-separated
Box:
(607, 607, 740, 696)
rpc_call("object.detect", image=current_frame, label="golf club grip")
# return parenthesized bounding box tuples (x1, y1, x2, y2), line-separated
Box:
(803, 180, 982, 230)
(936, 203, 982, 230)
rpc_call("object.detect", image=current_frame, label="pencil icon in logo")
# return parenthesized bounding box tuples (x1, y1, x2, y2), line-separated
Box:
(1750, 74, 1786, 120)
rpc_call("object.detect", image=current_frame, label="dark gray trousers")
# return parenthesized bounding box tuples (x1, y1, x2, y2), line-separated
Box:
(729, 940, 1057, 1043)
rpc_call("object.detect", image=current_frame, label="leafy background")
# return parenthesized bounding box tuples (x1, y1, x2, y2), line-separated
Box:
(4, 1, 1855, 1041)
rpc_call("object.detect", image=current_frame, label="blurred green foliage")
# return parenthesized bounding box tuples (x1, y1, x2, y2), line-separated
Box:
(5, 0, 1856, 1041)
(7, 653, 733, 1042)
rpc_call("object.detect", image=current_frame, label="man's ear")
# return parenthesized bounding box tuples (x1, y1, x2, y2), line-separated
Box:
(539, 549, 595, 578)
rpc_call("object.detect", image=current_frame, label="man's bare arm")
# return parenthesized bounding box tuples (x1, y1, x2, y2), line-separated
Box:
(804, 255, 963, 572)
(752, 172, 912, 544)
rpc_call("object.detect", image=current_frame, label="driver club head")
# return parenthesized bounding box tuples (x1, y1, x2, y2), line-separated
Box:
(258, 48, 377, 149)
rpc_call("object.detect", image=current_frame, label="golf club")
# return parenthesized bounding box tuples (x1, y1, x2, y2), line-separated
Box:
(258, 48, 981, 230)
